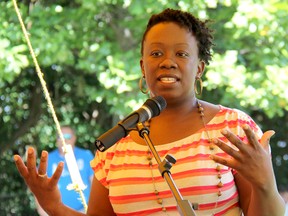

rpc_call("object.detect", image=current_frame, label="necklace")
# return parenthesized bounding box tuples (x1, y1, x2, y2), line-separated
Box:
(145, 100, 223, 215)
(147, 150, 169, 215)
(197, 100, 223, 215)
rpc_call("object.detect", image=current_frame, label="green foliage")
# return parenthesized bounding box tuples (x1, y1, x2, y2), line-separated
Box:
(0, 0, 287, 214)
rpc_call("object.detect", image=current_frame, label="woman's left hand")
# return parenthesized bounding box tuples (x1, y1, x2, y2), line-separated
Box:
(210, 124, 276, 189)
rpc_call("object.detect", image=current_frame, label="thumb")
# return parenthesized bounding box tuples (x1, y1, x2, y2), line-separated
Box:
(260, 130, 275, 152)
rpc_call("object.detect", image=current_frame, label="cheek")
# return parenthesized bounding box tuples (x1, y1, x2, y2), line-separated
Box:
(145, 74, 154, 88)
(142, 60, 157, 77)
(182, 61, 198, 76)
(180, 66, 197, 85)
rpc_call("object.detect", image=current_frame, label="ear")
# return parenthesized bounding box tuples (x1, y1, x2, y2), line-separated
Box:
(197, 60, 205, 78)
(140, 58, 145, 77)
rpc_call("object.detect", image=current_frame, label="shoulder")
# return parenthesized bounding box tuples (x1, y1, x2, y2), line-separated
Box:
(203, 101, 261, 128)
(217, 105, 262, 136)
(200, 101, 251, 122)
(218, 105, 254, 120)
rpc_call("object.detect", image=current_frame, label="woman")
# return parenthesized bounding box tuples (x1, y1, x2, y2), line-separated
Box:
(14, 8, 285, 216)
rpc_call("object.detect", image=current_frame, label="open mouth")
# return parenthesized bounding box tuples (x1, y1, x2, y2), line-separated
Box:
(157, 74, 180, 84)
(159, 77, 177, 83)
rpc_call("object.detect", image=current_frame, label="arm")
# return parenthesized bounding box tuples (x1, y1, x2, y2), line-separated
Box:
(210, 125, 285, 216)
(235, 171, 284, 216)
(34, 196, 48, 216)
(86, 176, 116, 216)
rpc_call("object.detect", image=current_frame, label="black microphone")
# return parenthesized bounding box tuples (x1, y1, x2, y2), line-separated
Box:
(95, 96, 167, 152)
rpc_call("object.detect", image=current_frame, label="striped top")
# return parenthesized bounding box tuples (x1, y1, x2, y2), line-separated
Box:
(91, 106, 262, 216)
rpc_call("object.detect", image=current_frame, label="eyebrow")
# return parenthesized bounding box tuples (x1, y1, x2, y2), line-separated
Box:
(149, 42, 190, 46)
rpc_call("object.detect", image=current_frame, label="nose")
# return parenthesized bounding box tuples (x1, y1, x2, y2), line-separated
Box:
(159, 57, 178, 69)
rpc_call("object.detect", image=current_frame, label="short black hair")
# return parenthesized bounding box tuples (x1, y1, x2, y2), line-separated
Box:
(141, 8, 214, 65)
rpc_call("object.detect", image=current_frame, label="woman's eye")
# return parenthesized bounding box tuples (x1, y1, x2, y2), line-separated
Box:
(177, 52, 189, 57)
(151, 51, 162, 57)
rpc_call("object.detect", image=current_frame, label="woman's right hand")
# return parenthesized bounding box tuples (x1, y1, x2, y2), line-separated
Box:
(14, 147, 64, 215)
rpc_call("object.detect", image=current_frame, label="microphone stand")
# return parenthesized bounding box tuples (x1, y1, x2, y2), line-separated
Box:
(136, 123, 198, 216)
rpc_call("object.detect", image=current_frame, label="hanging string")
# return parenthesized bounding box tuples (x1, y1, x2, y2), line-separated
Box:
(12, 0, 88, 212)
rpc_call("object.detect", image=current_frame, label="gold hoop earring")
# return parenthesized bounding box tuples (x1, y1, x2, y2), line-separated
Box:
(194, 77, 203, 95)
(139, 76, 149, 94)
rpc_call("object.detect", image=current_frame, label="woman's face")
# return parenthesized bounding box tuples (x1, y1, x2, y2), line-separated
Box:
(140, 22, 204, 103)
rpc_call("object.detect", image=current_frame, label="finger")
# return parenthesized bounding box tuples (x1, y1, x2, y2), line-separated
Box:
(260, 130, 275, 152)
(26, 147, 37, 176)
(14, 155, 29, 178)
(49, 162, 64, 188)
(213, 138, 242, 160)
(209, 154, 236, 169)
(242, 124, 260, 149)
(38, 151, 48, 175)
(220, 129, 247, 153)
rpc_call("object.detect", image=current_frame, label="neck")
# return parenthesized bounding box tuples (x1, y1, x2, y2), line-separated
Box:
(148, 98, 201, 129)
(161, 96, 199, 115)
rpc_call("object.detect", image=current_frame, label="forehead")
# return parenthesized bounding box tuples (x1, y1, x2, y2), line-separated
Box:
(144, 22, 196, 45)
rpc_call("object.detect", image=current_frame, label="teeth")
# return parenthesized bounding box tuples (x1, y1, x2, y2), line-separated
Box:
(160, 77, 177, 83)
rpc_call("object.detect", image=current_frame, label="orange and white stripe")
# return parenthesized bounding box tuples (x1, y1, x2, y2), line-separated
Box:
(91, 106, 262, 215)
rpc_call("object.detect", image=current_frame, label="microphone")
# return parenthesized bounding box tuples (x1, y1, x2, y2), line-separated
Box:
(95, 96, 167, 152)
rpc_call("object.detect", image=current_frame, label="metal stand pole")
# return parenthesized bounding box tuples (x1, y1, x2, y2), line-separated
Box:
(136, 123, 198, 216)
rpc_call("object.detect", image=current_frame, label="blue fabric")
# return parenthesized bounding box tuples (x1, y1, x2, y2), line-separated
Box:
(47, 147, 94, 211)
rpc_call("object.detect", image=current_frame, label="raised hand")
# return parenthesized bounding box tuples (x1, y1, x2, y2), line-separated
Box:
(210, 124, 276, 189)
(14, 147, 64, 214)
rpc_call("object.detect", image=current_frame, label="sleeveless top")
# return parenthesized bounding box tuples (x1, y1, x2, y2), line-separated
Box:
(91, 106, 262, 216)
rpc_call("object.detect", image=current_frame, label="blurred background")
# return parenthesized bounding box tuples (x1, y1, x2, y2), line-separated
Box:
(1, 0, 287, 215)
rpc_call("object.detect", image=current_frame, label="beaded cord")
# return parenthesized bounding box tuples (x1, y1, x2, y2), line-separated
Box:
(197, 100, 223, 215)
(147, 151, 169, 215)
(146, 100, 223, 215)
